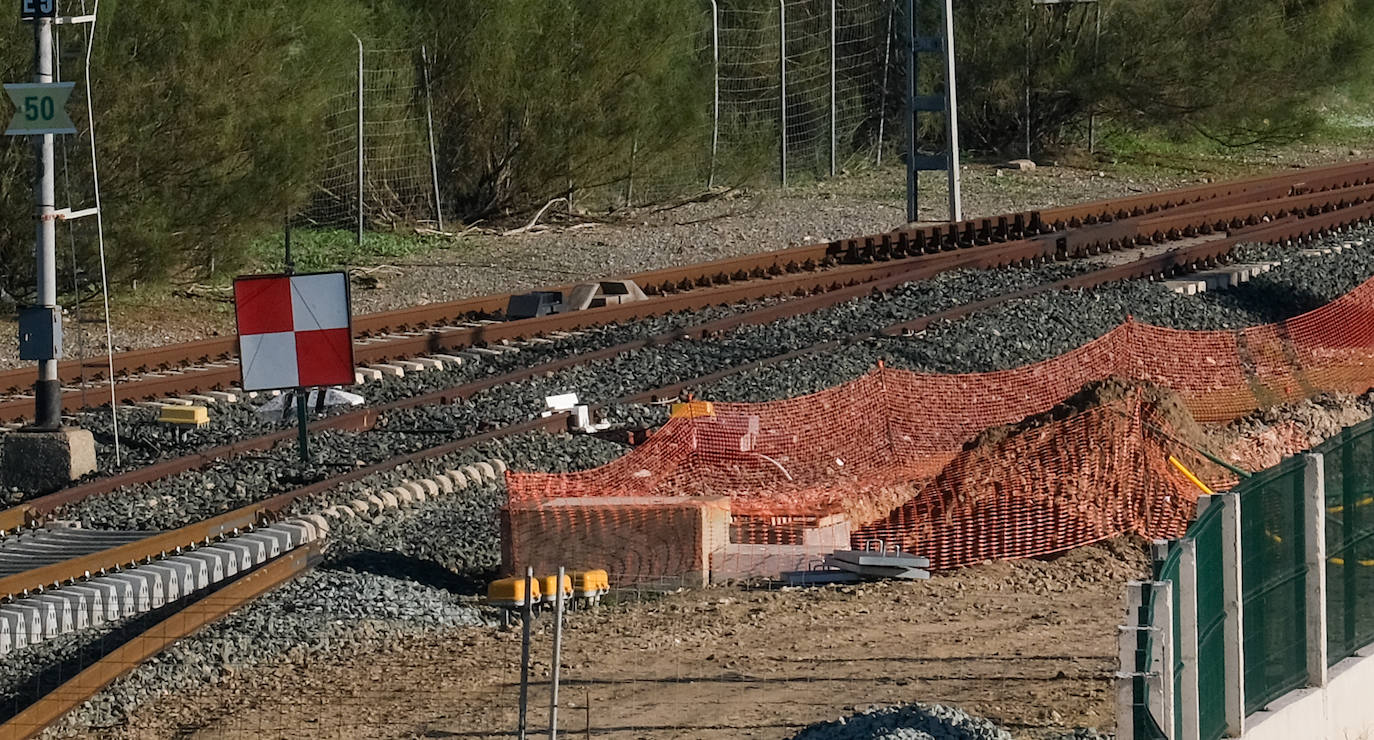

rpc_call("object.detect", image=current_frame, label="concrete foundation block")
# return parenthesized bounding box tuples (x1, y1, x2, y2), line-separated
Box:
(2, 428, 97, 494)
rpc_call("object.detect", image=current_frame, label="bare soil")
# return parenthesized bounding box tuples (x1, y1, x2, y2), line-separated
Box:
(87, 539, 1148, 740)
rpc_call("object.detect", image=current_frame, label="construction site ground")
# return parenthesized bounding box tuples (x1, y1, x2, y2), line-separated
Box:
(91, 537, 1147, 740)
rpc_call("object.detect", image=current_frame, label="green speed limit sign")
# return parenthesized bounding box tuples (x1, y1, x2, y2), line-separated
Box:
(4, 82, 75, 135)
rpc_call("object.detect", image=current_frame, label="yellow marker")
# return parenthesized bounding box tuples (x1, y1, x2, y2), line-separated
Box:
(670, 400, 715, 419)
(1169, 456, 1215, 496)
(157, 405, 209, 428)
(486, 576, 541, 607)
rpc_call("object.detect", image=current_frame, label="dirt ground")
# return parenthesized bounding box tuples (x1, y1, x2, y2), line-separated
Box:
(89, 538, 1147, 740)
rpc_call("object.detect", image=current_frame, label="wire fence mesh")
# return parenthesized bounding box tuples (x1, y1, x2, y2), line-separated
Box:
(298, 43, 439, 233)
(296, 0, 892, 231)
(1238, 457, 1308, 715)
(1318, 422, 1374, 667)
(1191, 505, 1228, 740)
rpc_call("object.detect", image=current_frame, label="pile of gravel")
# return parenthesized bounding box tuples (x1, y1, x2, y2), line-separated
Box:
(790, 704, 1013, 740)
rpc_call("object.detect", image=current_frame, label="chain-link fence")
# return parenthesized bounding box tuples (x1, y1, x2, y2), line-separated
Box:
(297, 0, 893, 234)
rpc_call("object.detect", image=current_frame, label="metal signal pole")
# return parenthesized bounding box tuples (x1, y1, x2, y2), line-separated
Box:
(32, 11, 60, 430)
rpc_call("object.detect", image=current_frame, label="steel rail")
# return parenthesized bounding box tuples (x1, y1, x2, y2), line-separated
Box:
(5, 191, 1374, 740)
(0, 545, 318, 740)
(6, 184, 1374, 529)
(10, 196, 1373, 591)
(5, 172, 1366, 423)
(4, 157, 1369, 400)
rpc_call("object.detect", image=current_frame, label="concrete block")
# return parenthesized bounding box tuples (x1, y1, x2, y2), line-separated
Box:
(430, 354, 465, 367)
(474, 461, 496, 481)
(488, 458, 508, 475)
(401, 481, 425, 503)
(370, 364, 405, 377)
(204, 390, 239, 403)
(419, 479, 439, 498)
(502, 496, 731, 588)
(1, 428, 97, 494)
(355, 367, 383, 383)
(412, 357, 444, 371)
(378, 490, 399, 509)
(445, 470, 469, 489)
(435, 475, 453, 495)
(392, 360, 427, 373)
(181, 394, 220, 405)
(158, 398, 195, 406)
(392, 486, 413, 506)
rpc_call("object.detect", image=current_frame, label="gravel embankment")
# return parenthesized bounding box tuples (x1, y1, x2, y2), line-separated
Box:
(56, 228, 1374, 532)
(16, 227, 1374, 737)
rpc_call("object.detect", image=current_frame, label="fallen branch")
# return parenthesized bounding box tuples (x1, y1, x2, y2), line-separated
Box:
(503, 197, 568, 236)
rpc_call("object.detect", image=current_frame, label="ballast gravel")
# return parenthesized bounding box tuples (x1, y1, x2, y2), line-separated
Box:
(56, 228, 1374, 534)
(789, 703, 1013, 740)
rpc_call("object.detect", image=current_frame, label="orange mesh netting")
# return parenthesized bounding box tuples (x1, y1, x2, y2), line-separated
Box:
(507, 276, 1374, 569)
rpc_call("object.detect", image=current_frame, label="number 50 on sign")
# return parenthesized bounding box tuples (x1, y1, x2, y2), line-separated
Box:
(4, 82, 75, 136)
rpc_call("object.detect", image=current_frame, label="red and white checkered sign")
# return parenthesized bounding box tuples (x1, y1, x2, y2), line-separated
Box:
(234, 272, 354, 391)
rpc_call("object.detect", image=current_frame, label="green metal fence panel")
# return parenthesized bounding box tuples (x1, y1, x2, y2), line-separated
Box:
(1155, 548, 1185, 740)
(1322, 419, 1374, 665)
(1135, 580, 1170, 740)
(1239, 457, 1308, 714)
(1192, 502, 1228, 740)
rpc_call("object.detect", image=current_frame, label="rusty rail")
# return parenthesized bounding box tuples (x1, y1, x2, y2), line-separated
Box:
(0, 157, 1366, 406)
(2, 197, 1370, 739)
(0, 545, 318, 740)
(6, 181, 1374, 530)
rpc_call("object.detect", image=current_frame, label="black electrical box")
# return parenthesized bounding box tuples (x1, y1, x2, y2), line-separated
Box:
(18, 305, 61, 361)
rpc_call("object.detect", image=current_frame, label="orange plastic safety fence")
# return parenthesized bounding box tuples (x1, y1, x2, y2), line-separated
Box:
(507, 276, 1374, 570)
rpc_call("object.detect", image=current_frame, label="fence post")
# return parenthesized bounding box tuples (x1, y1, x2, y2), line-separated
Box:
(709, 0, 720, 189)
(1154, 581, 1176, 739)
(779, 0, 787, 188)
(1179, 538, 1201, 740)
(1304, 453, 1329, 687)
(1218, 492, 1246, 737)
(829, 0, 836, 178)
(940, 0, 962, 222)
(421, 45, 444, 232)
(875, 3, 893, 167)
(354, 33, 365, 247)
(1116, 580, 1144, 740)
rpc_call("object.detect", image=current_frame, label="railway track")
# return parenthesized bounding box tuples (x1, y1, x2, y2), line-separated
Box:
(1, 158, 1372, 424)
(4, 166, 1374, 737)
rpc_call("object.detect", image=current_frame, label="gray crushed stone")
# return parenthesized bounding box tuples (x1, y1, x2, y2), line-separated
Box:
(789, 703, 1013, 740)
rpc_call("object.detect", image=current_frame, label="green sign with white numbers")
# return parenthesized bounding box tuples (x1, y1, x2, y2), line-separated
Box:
(4, 82, 75, 135)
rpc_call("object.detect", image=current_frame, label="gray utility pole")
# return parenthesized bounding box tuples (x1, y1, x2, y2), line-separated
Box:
(33, 12, 59, 430)
(904, 0, 962, 224)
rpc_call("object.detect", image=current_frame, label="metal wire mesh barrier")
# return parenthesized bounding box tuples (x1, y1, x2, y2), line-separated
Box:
(508, 274, 1374, 582)
(1127, 414, 1374, 739)
(298, 43, 440, 231)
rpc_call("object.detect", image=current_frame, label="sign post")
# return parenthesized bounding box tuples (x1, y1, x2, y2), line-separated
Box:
(13, 1, 64, 430)
(233, 259, 355, 467)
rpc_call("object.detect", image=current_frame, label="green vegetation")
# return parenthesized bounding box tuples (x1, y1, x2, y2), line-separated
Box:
(0, 0, 1368, 302)
(248, 229, 446, 275)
